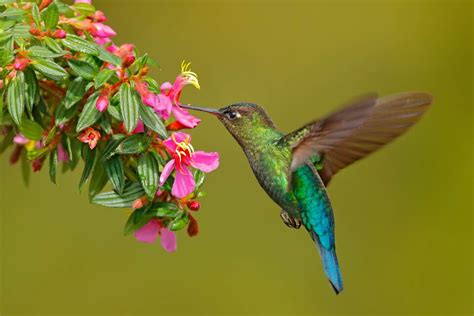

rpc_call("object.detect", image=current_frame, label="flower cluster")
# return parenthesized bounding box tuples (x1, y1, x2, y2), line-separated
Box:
(0, 0, 219, 252)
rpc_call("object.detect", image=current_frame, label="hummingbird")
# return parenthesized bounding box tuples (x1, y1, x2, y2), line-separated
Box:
(181, 92, 433, 294)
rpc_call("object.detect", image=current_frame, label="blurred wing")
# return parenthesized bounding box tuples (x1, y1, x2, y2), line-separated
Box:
(282, 92, 433, 185)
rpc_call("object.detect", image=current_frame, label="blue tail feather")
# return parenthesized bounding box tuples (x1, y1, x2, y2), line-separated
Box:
(313, 232, 344, 294)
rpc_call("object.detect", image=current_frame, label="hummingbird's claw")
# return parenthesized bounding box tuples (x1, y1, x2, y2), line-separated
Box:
(280, 210, 301, 229)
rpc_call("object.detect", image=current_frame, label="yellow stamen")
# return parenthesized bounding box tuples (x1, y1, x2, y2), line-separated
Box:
(180, 60, 200, 90)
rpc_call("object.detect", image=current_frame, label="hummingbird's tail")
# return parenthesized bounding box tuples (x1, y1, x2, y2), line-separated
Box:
(313, 232, 344, 294)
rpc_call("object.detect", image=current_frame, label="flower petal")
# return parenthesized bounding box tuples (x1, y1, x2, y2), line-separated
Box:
(172, 106, 201, 129)
(57, 143, 70, 162)
(132, 120, 144, 134)
(171, 166, 195, 198)
(134, 219, 161, 243)
(159, 159, 175, 186)
(160, 228, 177, 253)
(191, 151, 220, 173)
(13, 134, 29, 145)
(162, 132, 191, 153)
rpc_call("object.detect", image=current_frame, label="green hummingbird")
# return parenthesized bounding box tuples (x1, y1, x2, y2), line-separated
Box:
(181, 92, 433, 294)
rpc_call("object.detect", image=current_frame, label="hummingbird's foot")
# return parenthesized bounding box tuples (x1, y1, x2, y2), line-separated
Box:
(280, 210, 301, 229)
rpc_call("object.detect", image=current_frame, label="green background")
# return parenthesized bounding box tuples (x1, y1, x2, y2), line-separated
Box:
(1, 0, 472, 315)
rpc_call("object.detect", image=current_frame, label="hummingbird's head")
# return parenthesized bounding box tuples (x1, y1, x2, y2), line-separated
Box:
(181, 103, 277, 146)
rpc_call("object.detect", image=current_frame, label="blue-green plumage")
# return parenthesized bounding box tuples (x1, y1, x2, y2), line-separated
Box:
(181, 92, 433, 294)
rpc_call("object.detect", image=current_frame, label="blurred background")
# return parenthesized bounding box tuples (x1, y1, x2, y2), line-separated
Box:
(1, 0, 472, 315)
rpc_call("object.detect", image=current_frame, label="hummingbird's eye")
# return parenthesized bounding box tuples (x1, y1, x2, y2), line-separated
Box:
(225, 110, 240, 120)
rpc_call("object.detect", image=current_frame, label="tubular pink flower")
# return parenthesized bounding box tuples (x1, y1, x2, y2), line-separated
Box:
(159, 132, 219, 198)
(90, 23, 116, 38)
(96, 94, 109, 112)
(57, 143, 70, 162)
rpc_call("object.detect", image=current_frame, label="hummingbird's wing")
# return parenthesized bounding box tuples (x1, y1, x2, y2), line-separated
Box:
(280, 92, 433, 185)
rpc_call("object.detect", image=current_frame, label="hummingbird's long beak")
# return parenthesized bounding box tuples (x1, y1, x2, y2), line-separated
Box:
(181, 104, 221, 116)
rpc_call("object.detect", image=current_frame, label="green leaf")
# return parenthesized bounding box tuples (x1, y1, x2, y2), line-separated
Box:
(76, 93, 101, 132)
(49, 149, 57, 184)
(26, 146, 48, 161)
(107, 104, 122, 121)
(119, 83, 139, 133)
(0, 47, 14, 67)
(31, 58, 68, 81)
(70, 3, 95, 16)
(19, 119, 44, 141)
(104, 156, 125, 195)
(0, 0, 15, 5)
(92, 182, 145, 208)
(194, 170, 206, 191)
(101, 134, 125, 161)
(94, 68, 114, 88)
(123, 205, 155, 236)
(0, 90, 4, 125)
(44, 125, 57, 146)
(97, 46, 121, 66)
(88, 159, 108, 200)
(137, 152, 159, 199)
(169, 212, 190, 231)
(43, 37, 64, 53)
(61, 35, 99, 55)
(28, 45, 66, 58)
(79, 145, 96, 190)
(114, 134, 151, 155)
(42, 2, 59, 30)
(0, 8, 26, 19)
(63, 77, 87, 109)
(24, 68, 39, 113)
(31, 3, 41, 28)
(139, 101, 167, 138)
(154, 202, 180, 218)
(55, 101, 78, 126)
(67, 59, 98, 80)
(13, 24, 31, 39)
(6, 72, 25, 125)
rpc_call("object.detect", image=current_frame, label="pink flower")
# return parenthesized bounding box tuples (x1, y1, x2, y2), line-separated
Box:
(13, 134, 29, 145)
(132, 120, 144, 134)
(92, 10, 107, 22)
(160, 132, 219, 198)
(74, 0, 91, 4)
(52, 29, 66, 39)
(90, 22, 116, 38)
(78, 127, 101, 149)
(96, 94, 109, 112)
(134, 219, 177, 252)
(94, 37, 111, 46)
(57, 143, 70, 162)
(13, 57, 30, 71)
(153, 62, 201, 129)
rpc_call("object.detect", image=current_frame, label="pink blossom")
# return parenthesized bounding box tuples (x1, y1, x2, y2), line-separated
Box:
(132, 120, 144, 134)
(134, 219, 177, 252)
(92, 10, 107, 22)
(52, 29, 66, 39)
(94, 37, 111, 46)
(13, 134, 29, 145)
(78, 127, 101, 149)
(57, 143, 70, 162)
(96, 94, 109, 112)
(90, 22, 116, 38)
(13, 57, 30, 71)
(74, 0, 91, 4)
(160, 132, 219, 198)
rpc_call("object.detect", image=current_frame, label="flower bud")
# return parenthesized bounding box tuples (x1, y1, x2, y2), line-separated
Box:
(95, 94, 109, 112)
(39, 0, 53, 10)
(93, 10, 107, 22)
(121, 54, 135, 68)
(187, 214, 199, 237)
(187, 200, 200, 211)
(13, 57, 29, 71)
(29, 27, 42, 36)
(132, 197, 147, 210)
(0, 79, 3, 89)
(52, 29, 67, 39)
(90, 23, 116, 38)
(9, 146, 22, 165)
(32, 159, 44, 172)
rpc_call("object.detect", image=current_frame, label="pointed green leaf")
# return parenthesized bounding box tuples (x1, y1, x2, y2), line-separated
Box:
(139, 101, 167, 138)
(94, 68, 115, 88)
(63, 77, 87, 109)
(61, 35, 99, 55)
(44, 37, 64, 53)
(24, 68, 38, 113)
(88, 159, 108, 200)
(6, 72, 25, 125)
(76, 93, 101, 132)
(42, 2, 59, 30)
(28, 46, 66, 58)
(19, 119, 44, 141)
(119, 83, 139, 133)
(70, 3, 95, 16)
(104, 156, 125, 194)
(21, 151, 30, 187)
(107, 104, 122, 121)
(67, 59, 98, 80)
(79, 145, 96, 190)
(31, 58, 68, 81)
(31, 3, 41, 28)
(55, 101, 78, 126)
(101, 134, 126, 161)
(169, 212, 190, 231)
(0, 90, 4, 125)
(92, 182, 145, 208)
(153, 202, 180, 218)
(49, 149, 57, 184)
(114, 134, 151, 155)
(137, 152, 159, 199)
